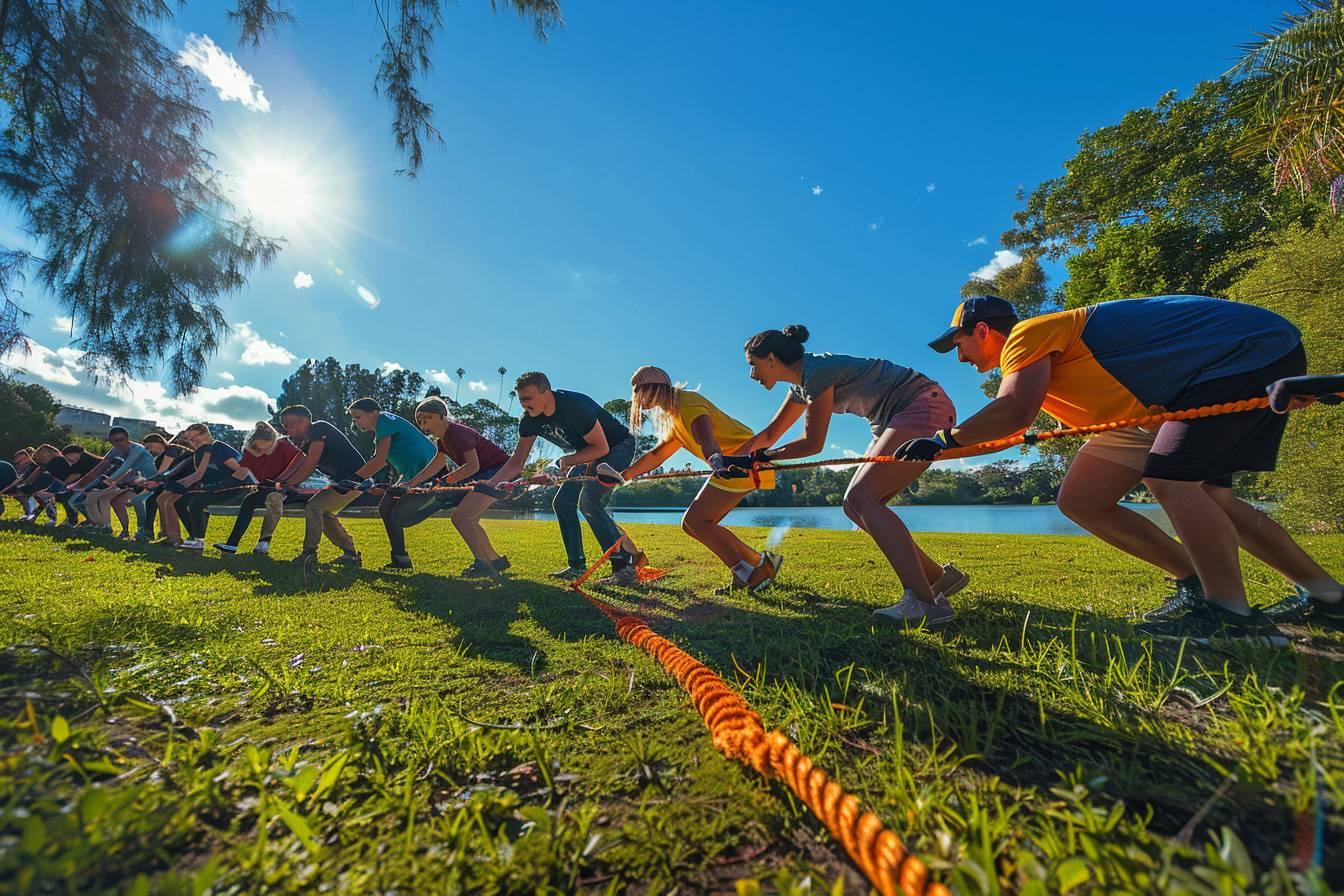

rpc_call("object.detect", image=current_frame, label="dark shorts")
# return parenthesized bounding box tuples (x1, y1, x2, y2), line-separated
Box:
(1143, 342, 1306, 483)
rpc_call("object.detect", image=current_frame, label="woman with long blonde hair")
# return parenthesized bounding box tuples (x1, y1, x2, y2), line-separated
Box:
(610, 366, 781, 593)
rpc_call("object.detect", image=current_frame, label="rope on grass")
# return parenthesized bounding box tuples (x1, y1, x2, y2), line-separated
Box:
(569, 540, 949, 896)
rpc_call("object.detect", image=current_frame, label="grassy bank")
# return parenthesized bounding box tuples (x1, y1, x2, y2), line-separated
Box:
(1, 518, 1340, 894)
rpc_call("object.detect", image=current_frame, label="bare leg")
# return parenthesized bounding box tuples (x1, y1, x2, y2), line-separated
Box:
(157, 492, 182, 544)
(681, 481, 756, 569)
(1203, 484, 1342, 594)
(846, 435, 944, 585)
(1144, 477, 1247, 612)
(844, 427, 938, 603)
(109, 491, 130, 533)
(451, 491, 501, 563)
(1059, 453, 1194, 579)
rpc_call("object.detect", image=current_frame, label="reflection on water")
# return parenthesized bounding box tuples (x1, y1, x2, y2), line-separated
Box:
(486, 502, 1174, 536)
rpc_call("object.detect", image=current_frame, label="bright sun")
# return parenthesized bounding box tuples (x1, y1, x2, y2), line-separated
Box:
(240, 158, 316, 231)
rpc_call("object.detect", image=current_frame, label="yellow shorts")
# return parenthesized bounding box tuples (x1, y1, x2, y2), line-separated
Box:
(706, 466, 776, 494)
(1075, 426, 1157, 474)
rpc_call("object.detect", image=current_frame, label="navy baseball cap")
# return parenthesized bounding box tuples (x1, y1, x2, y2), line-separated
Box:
(928, 295, 1019, 353)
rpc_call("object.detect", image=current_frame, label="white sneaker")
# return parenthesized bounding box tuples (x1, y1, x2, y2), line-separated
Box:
(598, 565, 639, 587)
(874, 590, 953, 627)
(180, 538, 205, 550)
(931, 563, 969, 598)
(252, 540, 271, 555)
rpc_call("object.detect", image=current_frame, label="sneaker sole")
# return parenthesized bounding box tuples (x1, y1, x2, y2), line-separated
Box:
(1140, 630, 1290, 649)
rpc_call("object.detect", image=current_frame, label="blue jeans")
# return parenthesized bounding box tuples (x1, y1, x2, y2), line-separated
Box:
(552, 438, 636, 570)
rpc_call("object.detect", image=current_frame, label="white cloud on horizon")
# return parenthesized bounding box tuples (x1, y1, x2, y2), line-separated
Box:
(234, 321, 296, 366)
(380, 361, 404, 375)
(467, 380, 489, 393)
(293, 271, 314, 289)
(969, 249, 1022, 281)
(51, 316, 75, 334)
(218, 371, 236, 382)
(2, 337, 275, 430)
(426, 369, 454, 386)
(966, 235, 988, 247)
(178, 34, 270, 113)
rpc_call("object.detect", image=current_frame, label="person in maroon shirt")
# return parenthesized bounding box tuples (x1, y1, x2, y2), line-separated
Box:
(214, 421, 305, 555)
(376, 396, 510, 573)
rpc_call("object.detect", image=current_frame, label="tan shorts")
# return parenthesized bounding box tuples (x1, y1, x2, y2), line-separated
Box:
(1075, 426, 1157, 473)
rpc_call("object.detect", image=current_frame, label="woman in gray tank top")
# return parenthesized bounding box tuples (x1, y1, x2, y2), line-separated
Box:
(727, 324, 967, 627)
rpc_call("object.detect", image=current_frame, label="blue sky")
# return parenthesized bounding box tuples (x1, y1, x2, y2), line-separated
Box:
(1, 0, 1282, 460)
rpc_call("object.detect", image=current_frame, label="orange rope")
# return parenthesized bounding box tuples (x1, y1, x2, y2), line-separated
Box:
(570, 547, 948, 896)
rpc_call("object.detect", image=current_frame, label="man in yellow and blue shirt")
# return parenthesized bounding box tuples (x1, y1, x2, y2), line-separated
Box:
(902, 294, 1341, 643)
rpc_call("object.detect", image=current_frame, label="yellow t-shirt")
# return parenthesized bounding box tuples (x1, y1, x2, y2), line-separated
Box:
(665, 391, 775, 493)
(999, 307, 1150, 428)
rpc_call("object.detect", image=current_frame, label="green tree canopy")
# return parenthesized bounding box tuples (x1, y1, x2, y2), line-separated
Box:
(0, 375, 72, 457)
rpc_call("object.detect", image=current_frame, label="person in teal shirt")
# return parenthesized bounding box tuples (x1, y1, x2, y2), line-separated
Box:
(346, 399, 438, 485)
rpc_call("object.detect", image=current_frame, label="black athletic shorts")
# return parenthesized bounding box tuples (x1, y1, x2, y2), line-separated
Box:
(1143, 342, 1306, 484)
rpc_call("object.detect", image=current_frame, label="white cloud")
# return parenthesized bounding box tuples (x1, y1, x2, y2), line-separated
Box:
(811, 185, 823, 196)
(356, 285, 380, 309)
(1, 337, 276, 430)
(926, 183, 936, 193)
(218, 371, 236, 382)
(869, 219, 882, 232)
(426, 369, 454, 386)
(293, 271, 314, 289)
(966, 235, 988, 247)
(178, 34, 270, 113)
(51, 316, 75, 334)
(1, 340, 81, 385)
(970, 249, 1022, 281)
(234, 321, 296, 367)
(468, 380, 488, 393)
(380, 361, 404, 375)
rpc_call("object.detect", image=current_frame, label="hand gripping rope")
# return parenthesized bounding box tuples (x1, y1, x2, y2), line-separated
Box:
(568, 540, 950, 896)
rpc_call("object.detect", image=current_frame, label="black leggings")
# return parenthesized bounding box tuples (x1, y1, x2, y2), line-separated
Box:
(179, 490, 245, 540)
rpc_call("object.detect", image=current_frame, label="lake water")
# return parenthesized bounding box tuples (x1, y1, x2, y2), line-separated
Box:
(488, 502, 1175, 537)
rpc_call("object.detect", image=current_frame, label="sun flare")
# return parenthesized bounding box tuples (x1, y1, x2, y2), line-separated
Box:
(239, 158, 317, 231)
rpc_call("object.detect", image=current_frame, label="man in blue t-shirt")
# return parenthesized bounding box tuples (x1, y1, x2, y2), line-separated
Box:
(167, 424, 249, 549)
(80, 427, 161, 535)
(276, 405, 369, 566)
(485, 371, 640, 583)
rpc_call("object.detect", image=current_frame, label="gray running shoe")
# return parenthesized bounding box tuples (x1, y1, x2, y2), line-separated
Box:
(1135, 602, 1289, 648)
(549, 566, 586, 581)
(931, 563, 969, 598)
(1142, 575, 1205, 621)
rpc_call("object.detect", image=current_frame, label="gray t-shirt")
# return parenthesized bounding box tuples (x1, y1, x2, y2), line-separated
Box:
(787, 352, 933, 434)
(109, 443, 158, 482)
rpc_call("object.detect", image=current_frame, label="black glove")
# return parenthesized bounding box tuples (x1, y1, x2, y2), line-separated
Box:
(894, 429, 959, 462)
(708, 453, 751, 479)
(385, 484, 409, 498)
(749, 448, 777, 465)
(1267, 374, 1344, 413)
(473, 481, 507, 499)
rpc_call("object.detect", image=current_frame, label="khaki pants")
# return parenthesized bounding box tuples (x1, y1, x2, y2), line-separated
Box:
(302, 487, 359, 554)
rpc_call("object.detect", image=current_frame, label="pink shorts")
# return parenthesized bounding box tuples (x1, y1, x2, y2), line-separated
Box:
(880, 386, 956, 443)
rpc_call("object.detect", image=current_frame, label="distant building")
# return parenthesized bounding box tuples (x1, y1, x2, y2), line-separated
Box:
(111, 416, 160, 440)
(205, 422, 246, 448)
(55, 406, 111, 438)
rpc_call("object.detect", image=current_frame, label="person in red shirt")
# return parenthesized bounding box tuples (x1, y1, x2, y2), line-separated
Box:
(213, 421, 304, 555)
(377, 396, 510, 573)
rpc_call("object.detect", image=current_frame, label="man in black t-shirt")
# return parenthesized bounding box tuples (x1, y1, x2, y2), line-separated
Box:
(275, 405, 368, 566)
(19, 444, 80, 526)
(486, 371, 639, 582)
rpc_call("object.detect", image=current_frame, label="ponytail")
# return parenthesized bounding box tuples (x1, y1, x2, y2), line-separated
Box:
(744, 324, 809, 365)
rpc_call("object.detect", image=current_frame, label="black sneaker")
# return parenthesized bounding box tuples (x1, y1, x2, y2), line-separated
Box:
(549, 566, 585, 581)
(333, 551, 363, 568)
(1135, 602, 1289, 648)
(1260, 586, 1311, 623)
(1142, 575, 1204, 621)
(382, 555, 413, 571)
(1306, 591, 1344, 626)
(461, 560, 496, 576)
(491, 556, 511, 573)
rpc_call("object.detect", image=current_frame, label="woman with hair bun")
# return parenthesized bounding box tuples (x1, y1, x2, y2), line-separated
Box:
(735, 324, 967, 626)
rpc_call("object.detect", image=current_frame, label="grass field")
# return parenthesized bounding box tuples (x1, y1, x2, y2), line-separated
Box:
(1, 516, 1340, 895)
